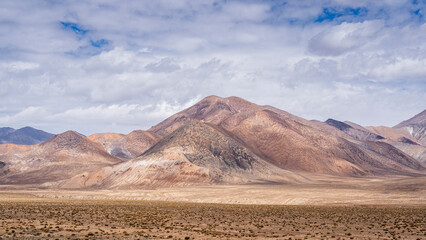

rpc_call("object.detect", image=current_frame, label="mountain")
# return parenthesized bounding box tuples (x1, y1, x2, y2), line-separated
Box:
(59, 121, 306, 189)
(365, 126, 417, 142)
(148, 96, 424, 176)
(365, 126, 426, 163)
(324, 119, 384, 141)
(0, 126, 54, 145)
(394, 109, 426, 146)
(2, 96, 425, 189)
(0, 131, 122, 184)
(88, 130, 160, 159)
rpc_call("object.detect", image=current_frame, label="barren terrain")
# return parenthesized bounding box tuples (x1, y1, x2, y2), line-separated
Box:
(0, 194, 425, 239)
(0, 176, 425, 239)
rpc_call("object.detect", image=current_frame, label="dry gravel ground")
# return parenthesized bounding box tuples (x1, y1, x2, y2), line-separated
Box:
(0, 198, 424, 239)
(0, 176, 425, 239)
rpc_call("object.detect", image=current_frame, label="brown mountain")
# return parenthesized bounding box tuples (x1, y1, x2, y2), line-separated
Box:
(59, 121, 305, 189)
(88, 130, 160, 159)
(0, 131, 122, 184)
(2, 96, 425, 189)
(394, 109, 426, 146)
(366, 126, 417, 142)
(324, 119, 384, 141)
(365, 126, 426, 163)
(148, 96, 424, 176)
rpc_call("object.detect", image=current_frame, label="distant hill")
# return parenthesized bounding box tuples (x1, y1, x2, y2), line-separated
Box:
(0, 131, 122, 184)
(325, 119, 384, 141)
(59, 121, 306, 189)
(394, 109, 426, 146)
(88, 130, 160, 159)
(0, 127, 54, 145)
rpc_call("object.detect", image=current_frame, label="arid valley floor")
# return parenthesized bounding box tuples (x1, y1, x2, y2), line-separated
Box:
(1, 97, 425, 239)
(1, 176, 425, 239)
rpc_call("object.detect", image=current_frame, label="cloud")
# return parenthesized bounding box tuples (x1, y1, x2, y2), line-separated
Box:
(0, 0, 425, 134)
(145, 58, 180, 73)
(222, 2, 270, 22)
(308, 20, 384, 56)
(1, 61, 39, 72)
(369, 57, 426, 80)
(0, 97, 201, 134)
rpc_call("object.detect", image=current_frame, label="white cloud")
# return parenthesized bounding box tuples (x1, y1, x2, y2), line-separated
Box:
(1, 61, 39, 72)
(145, 58, 180, 73)
(222, 2, 270, 22)
(0, 97, 201, 134)
(369, 58, 426, 80)
(308, 20, 384, 56)
(0, 0, 425, 134)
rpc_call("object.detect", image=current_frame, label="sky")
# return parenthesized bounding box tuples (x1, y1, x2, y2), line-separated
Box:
(0, 0, 425, 135)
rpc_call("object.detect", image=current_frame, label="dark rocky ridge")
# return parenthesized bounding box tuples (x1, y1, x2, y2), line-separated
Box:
(325, 119, 353, 131)
(325, 119, 384, 141)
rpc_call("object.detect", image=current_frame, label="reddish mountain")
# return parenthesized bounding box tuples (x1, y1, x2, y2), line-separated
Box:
(148, 96, 424, 176)
(2, 96, 425, 189)
(324, 119, 384, 141)
(0, 131, 122, 184)
(59, 121, 305, 189)
(365, 126, 426, 163)
(88, 130, 160, 159)
(394, 109, 426, 146)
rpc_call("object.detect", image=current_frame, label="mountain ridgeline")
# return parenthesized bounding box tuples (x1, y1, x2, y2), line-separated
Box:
(0, 96, 425, 189)
(0, 127, 54, 145)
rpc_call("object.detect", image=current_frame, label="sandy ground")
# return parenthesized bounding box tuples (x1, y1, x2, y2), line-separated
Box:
(0, 175, 425, 205)
(0, 196, 425, 239)
(0, 176, 425, 239)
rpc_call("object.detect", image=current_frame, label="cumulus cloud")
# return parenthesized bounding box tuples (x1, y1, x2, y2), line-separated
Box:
(1, 61, 40, 72)
(145, 58, 181, 73)
(0, 0, 425, 134)
(308, 20, 384, 56)
(0, 97, 201, 134)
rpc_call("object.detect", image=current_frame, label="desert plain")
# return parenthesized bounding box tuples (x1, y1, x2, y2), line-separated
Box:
(0, 176, 425, 239)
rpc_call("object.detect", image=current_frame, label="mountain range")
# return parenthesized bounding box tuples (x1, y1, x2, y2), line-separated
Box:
(0, 127, 54, 145)
(1, 96, 425, 189)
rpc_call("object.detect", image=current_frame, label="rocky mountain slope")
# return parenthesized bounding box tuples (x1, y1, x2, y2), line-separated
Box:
(324, 119, 384, 141)
(365, 125, 426, 163)
(0, 127, 54, 145)
(0, 131, 122, 184)
(1, 96, 425, 189)
(88, 130, 160, 159)
(59, 121, 305, 189)
(394, 109, 426, 146)
(147, 96, 424, 177)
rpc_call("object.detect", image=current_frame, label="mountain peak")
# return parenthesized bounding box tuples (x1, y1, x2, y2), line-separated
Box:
(149, 96, 261, 137)
(0, 126, 54, 145)
(201, 95, 223, 101)
(65, 119, 300, 189)
(41, 130, 89, 150)
(56, 130, 85, 138)
(394, 109, 426, 128)
(325, 119, 353, 131)
(393, 109, 426, 146)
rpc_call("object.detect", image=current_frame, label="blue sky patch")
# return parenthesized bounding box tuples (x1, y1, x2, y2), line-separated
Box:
(66, 39, 112, 57)
(60, 21, 88, 36)
(315, 7, 368, 23)
(90, 39, 110, 48)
